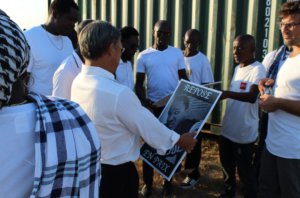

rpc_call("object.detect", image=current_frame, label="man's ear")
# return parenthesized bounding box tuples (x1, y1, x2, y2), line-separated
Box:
(251, 46, 256, 53)
(52, 9, 59, 20)
(198, 40, 202, 46)
(152, 30, 155, 37)
(106, 43, 115, 56)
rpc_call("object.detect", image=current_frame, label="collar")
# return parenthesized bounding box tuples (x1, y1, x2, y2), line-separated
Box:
(119, 58, 124, 64)
(73, 51, 83, 69)
(81, 65, 116, 81)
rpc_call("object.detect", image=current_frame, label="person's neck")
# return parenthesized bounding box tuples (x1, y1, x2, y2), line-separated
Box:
(240, 58, 256, 68)
(75, 48, 84, 63)
(290, 45, 300, 58)
(85, 58, 116, 74)
(44, 20, 59, 36)
(184, 49, 198, 57)
(152, 43, 168, 51)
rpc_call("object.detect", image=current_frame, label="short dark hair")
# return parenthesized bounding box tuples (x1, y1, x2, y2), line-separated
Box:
(49, 0, 79, 16)
(120, 26, 139, 40)
(79, 21, 121, 60)
(172, 95, 189, 110)
(279, 1, 300, 18)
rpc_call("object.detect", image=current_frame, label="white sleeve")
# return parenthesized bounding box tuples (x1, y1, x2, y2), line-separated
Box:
(136, 53, 146, 73)
(262, 51, 275, 73)
(52, 68, 74, 100)
(116, 89, 180, 155)
(252, 65, 267, 85)
(201, 59, 214, 83)
(178, 52, 186, 70)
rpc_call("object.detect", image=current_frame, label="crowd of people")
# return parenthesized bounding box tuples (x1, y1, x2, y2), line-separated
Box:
(0, 0, 300, 198)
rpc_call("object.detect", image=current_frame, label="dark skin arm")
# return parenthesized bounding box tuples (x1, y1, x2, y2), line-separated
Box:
(178, 69, 189, 81)
(135, 73, 155, 113)
(219, 84, 259, 104)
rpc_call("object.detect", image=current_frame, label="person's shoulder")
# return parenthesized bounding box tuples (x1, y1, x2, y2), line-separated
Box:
(265, 50, 276, 60)
(56, 54, 75, 72)
(252, 61, 265, 70)
(24, 25, 43, 37)
(167, 45, 183, 54)
(139, 47, 156, 55)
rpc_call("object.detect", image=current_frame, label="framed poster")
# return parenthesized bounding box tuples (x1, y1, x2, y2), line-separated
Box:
(140, 80, 222, 180)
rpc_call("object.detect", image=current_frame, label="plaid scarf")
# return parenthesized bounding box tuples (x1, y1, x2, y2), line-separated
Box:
(27, 92, 101, 198)
(267, 45, 287, 80)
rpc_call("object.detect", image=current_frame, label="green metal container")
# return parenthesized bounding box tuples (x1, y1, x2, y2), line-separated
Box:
(46, 0, 290, 134)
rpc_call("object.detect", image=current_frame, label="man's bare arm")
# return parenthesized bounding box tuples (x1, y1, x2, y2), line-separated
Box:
(219, 84, 259, 103)
(260, 95, 300, 116)
(178, 69, 189, 81)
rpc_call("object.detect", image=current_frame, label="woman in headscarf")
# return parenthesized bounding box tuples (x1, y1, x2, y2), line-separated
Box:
(0, 10, 101, 198)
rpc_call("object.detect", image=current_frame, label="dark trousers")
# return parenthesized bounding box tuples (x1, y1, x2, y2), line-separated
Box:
(258, 145, 300, 198)
(253, 112, 268, 182)
(100, 162, 139, 198)
(185, 133, 202, 178)
(219, 135, 257, 198)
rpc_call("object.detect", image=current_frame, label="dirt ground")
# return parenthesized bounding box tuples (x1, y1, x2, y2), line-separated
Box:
(136, 137, 245, 198)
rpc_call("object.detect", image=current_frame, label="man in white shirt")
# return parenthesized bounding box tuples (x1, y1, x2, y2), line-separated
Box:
(24, 0, 78, 95)
(53, 19, 94, 99)
(253, 44, 291, 182)
(183, 29, 214, 85)
(115, 26, 139, 90)
(218, 35, 266, 198)
(71, 21, 197, 198)
(258, 2, 300, 197)
(179, 29, 215, 189)
(135, 20, 189, 197)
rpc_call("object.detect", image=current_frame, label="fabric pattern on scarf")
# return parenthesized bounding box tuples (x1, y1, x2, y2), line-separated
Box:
(0, 13, 31, 109)
(267, 45, 287, 80)
(27, 92, 101, 198)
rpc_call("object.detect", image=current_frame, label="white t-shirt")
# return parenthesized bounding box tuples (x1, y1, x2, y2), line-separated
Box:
(136, 46, 186, 102)
(220, 61, 266, 144)
(25, 25, 73, 96)
(52, 51, 83, 100)
(262, 50, 291, 73)
(184, 52, 214, 84)
(0, 103, 37, 198)
(266, 54, 300, 159)
(115, 59, 134, 90)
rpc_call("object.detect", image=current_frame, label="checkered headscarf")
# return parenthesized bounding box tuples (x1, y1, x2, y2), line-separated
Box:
(0, 11, 31, 109)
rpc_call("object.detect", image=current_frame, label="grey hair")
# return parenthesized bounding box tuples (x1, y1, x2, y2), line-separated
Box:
(79, 20, 121, 60)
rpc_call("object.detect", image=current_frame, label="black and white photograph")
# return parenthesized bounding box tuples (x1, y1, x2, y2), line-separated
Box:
(140, 80, 222, 180)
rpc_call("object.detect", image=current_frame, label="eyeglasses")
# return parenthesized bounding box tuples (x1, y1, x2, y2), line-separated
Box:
(122, 39, 140, 50)
(183, 40, 200, 47)
(277, 22, 300, 30)
(114, 43, 125, 53)
(155, 31, 172, 37)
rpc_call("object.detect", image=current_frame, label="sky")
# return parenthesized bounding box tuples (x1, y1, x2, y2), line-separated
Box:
(1, 0, 45, 30)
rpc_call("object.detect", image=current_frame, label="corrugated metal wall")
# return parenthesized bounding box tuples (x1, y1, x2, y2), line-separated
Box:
(46, 0, 290, 133)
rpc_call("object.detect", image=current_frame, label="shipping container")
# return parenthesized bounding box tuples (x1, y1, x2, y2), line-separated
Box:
(45, 0, 292, 134)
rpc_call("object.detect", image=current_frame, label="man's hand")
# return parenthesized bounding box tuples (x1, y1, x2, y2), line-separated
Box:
(259, 94, 279, 113)
(219, 91, 230, 100)
(175, 131, 198, 154)
(258, 78, 275, 95)
(144, 99, 157, 114)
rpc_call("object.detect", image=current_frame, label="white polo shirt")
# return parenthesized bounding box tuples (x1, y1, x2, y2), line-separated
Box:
(24, 25, 73, 96)
(266, 54, 300, 159)
(220, 61, 266, 144)
(136, 46, 186, 102)
(115, 59, 134, 90)
(52, 51, 83, 100)
(71, 65, 180, 165)
(184, 52, 214, 84)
